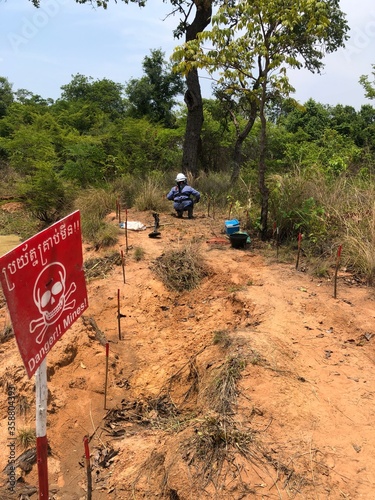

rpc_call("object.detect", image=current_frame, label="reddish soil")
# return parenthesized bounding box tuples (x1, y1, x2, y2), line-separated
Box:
(0, 207, 374, 499)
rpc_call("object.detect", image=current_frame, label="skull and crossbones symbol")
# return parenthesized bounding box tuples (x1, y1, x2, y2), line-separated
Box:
(29, 262, 76, 344)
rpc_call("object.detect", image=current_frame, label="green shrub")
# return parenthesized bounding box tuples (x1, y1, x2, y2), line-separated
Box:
(268, 172, 328, 247)
(17, 165, 74, 224)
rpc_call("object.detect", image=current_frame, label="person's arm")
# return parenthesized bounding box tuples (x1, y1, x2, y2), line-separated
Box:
(189, 187, 200, 202)
(167, 187, 177, 200)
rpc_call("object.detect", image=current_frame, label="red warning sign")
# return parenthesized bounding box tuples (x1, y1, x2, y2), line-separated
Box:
(0, 211, 88, 378)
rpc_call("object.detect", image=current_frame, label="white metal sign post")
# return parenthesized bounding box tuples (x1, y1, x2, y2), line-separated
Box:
(36, 359, 49, 498)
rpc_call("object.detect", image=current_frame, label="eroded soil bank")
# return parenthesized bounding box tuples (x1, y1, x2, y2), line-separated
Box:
(1, 208, 374, 499)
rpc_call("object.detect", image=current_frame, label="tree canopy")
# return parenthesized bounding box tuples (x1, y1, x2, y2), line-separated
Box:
(360, 64, 375, 101)
(172, 0, 349, 236)
(125, 49, 185, 127)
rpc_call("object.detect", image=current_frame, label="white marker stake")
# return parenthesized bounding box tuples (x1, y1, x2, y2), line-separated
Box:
(35, 358, 49, 499)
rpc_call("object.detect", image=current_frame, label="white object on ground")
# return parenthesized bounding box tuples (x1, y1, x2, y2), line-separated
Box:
(119, 221, 147, 231)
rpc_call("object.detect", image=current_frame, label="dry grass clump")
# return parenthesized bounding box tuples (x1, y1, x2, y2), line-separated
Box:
(17, 428, 36, 450)
(341, 201, 375, 285)
(212, 329, 231, 348)
(133, 246, 145, 261)
(185, 414, 257, 490)
(205, 355, 246, 415)
(0, 325, 13, 344)
(193, 415, 254, 461)
(151, 246, 210, 291)
(84, 252, 122, 281)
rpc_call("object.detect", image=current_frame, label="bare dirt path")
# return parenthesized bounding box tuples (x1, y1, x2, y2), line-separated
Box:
(0, 207, 374, 499)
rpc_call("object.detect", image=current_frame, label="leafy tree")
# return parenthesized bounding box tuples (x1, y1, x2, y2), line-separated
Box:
(125, 49, 184, 127)
(0, 125, 58, 175)
(15, 89, 53, 107)
(283, 99, 330, 140)
(30, 0, 213, 177)
(0, 77, 14, 118)
(18, 164, 71, 223)
(359, 64, 375, 100)
(173, 0, 348, 238)
(356, 104, 375, 151)
(108, 117, 184, 175)
(60, 74, 125, 120)
(327, 103, 357, 138)
(61, 136, 107, 187)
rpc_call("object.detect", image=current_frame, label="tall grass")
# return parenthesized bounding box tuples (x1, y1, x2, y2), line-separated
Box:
(337, 197, 375, 285)
(74, 187, 118, 247)
(268, 168, 375, 284)
(195, 171, 233, 210)
(134, 178, 170, 212)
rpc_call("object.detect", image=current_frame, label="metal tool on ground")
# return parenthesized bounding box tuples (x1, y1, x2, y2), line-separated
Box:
(149, 212, 161, 238)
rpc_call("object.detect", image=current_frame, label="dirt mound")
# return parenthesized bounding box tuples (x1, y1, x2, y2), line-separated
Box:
(0, 208, 374, 499)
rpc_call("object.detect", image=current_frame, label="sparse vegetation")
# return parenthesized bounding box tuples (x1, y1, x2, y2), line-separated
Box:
(151, 245, 210, 291)
(206, 355, 246, 415)
(212, 329, 231, 348)
(248, 350, 263, 366)
(0, 206, 40, 240)
(192, 414, 254, 461)
(75, 187, 118, 246)
(133, 246, 145, 261)
(183, 413, 266, 494)
(0, 324, 13, 344)
(84, 252, 122, 281)
(134, 178, 170, 212)
(17, 428, 36, 450)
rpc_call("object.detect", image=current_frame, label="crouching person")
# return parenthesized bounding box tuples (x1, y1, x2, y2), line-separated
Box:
(167, 173, 200, 219)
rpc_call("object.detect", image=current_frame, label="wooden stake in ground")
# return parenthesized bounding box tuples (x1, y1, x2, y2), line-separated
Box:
(117, 289, 122, 340)
(83, 436, 92, 500)
(118, 200, 121, 224)
(125, 207, 129, 254)
(121, 250, 126, 284)
(104, 342, 109, 410)
(276, 227, 280, 260)
(35, 358, 49, 500)
(333, 244, 342, 299)
(295, 232, 302, 270)
(273, 222, 279, 259)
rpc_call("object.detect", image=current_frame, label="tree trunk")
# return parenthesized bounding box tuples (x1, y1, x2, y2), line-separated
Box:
(258, 89, 269, 241)
(181, 1, 212, 177)
(230, 101, 257, 184)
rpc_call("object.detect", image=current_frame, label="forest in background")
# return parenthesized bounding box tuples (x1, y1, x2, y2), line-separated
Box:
(0, 46, 375, 285)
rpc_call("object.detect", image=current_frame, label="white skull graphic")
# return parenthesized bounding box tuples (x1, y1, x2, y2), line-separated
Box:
(29, 262, 76, 344)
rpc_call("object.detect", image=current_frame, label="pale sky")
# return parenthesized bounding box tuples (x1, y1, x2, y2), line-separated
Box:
(0, 0, 374, 109)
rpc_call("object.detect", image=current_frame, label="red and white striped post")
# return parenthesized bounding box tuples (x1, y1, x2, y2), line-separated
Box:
(83, 436, 92, 500)
(35, 358, 49, 499)
(104, 342, 109, 409)
(296, 232, 303, 270)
